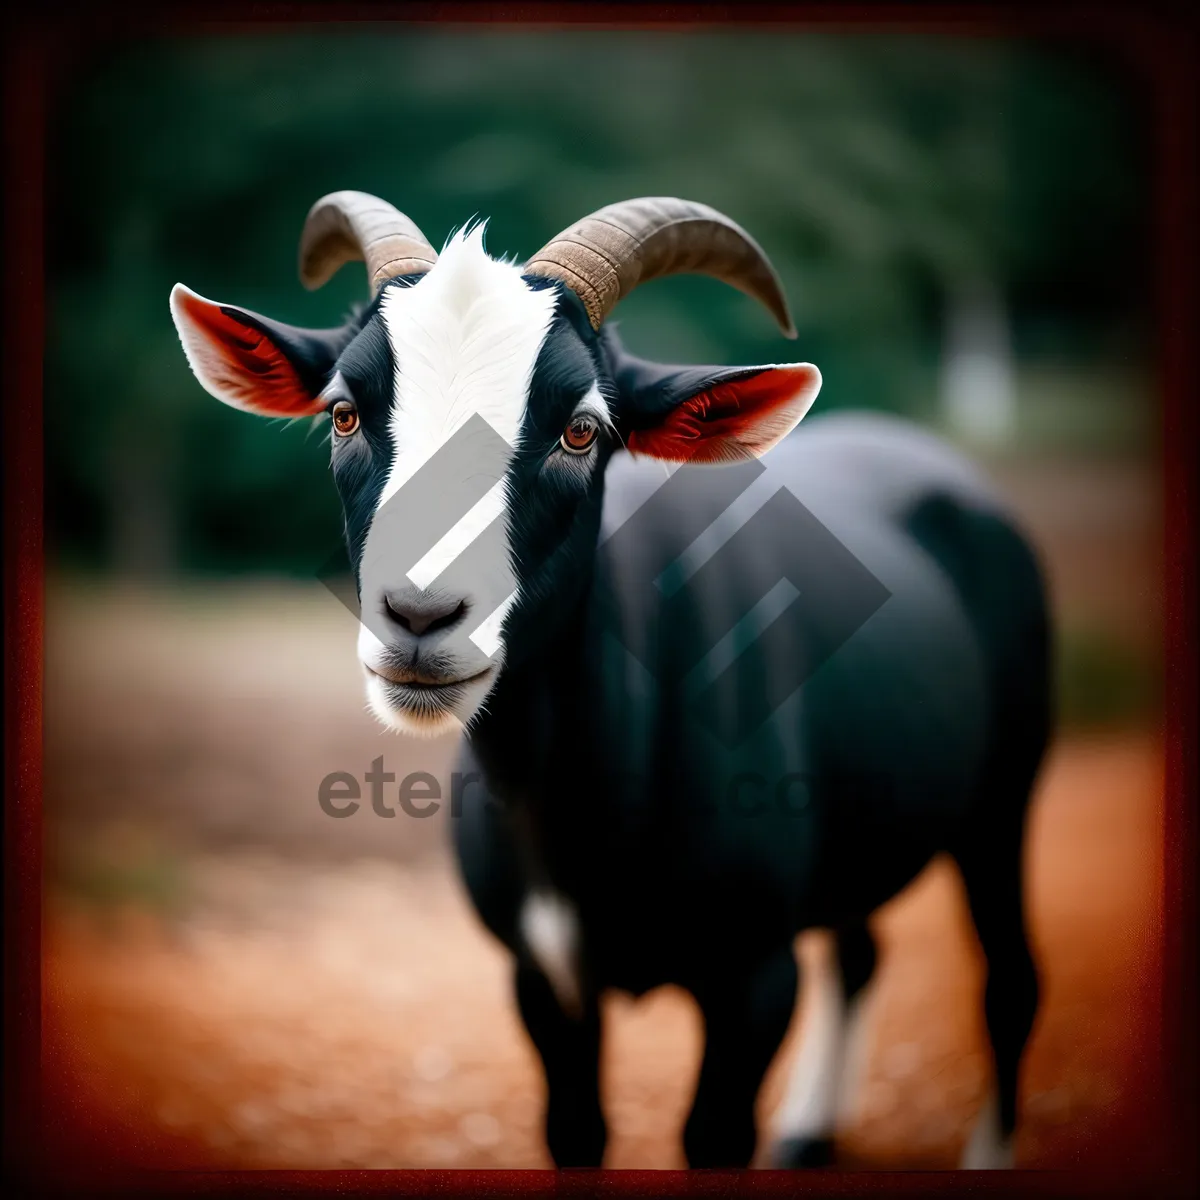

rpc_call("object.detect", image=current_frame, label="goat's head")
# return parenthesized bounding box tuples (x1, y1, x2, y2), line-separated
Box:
(170, 193, 822, 738)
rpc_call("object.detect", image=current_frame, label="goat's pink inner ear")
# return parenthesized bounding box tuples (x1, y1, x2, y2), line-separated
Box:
(625, 364, 821, 464)
(173, 287, 326, 418)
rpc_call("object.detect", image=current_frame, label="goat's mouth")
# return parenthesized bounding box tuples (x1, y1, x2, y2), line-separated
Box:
(363, 662, 492, 690)
(362, 661, 494, 739)
(362, 661, 493, 725)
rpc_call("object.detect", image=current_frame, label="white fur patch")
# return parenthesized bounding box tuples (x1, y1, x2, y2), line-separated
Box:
(773, 934, 875, 1144)
(361, 665, 465, 740)
(373, 225, 557, 659)
(960, 1086, 1015, 1169)
(575, 381, 614, 428)
(520, 889, 582, 1018)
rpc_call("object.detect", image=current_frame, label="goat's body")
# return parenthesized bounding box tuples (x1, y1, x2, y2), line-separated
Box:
(173, 192, 1051, 1169)
(456, 410, 1049, 979)
(454, 410, 1050, 1165)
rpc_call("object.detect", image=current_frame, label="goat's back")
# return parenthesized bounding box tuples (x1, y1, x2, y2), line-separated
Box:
(581, 411, 1050, 940)
(452, 412, 1052, 987)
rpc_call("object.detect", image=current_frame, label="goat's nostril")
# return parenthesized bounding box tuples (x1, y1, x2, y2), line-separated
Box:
(431, 599, 468, 634)
(389, 606, 416, 634)
(383, 591, 467, 638)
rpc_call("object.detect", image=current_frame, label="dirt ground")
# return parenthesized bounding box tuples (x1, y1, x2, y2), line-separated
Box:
(39, 584, 1167, 1174)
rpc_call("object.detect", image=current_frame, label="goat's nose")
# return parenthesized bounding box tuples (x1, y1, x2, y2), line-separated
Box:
(383, 589, 467, 637)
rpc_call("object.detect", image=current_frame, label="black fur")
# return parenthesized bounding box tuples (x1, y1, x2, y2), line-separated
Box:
(327, 307, 397, 578)
(223, 275, 1051, 1170)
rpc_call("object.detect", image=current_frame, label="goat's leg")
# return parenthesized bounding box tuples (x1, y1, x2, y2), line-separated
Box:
(683, 947, 798, 1168)
(768, 922, 878, 1166)
(954, 817, 1039, 1169)
(515, 961, 605, 1167)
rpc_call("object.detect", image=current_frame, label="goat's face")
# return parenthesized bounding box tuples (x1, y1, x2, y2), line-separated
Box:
(171, 199, 821, 739)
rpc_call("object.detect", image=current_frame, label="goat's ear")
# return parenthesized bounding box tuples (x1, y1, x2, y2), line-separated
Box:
(169, 283, 351, 418)
(616, 354, 821, 464)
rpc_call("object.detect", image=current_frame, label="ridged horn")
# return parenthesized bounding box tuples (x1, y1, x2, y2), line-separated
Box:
(299, 190, 438, 296)
(524, 196, 796, 337)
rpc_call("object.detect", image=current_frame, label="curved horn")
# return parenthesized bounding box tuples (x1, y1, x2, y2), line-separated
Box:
(524, 196, 796, 338)
(299, 190, 438, 296)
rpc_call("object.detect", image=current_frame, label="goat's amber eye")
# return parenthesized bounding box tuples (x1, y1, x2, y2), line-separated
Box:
(332, 400, 359, 437)
(560, 415, 599, 455)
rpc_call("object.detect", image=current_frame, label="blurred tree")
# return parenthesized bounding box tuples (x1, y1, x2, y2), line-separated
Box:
(44, 30, 1149, 575)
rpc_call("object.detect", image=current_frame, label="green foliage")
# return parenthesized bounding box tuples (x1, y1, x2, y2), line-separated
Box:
(45, 30, 1148, 574)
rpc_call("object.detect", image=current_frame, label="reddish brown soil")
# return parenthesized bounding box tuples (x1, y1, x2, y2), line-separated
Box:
(36, 585, 1169, 1177)
(42, 733, 1165, 1174)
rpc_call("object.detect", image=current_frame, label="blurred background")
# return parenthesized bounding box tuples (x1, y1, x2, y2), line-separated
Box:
(42, 27, 1164, 1172)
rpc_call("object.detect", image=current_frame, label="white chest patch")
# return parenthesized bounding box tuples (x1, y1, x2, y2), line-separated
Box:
(520, 889, 583, 1018)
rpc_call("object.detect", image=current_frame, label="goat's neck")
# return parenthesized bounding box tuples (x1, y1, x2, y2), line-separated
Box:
(466, 590, 599, 890)
(468, 591, 588, 796)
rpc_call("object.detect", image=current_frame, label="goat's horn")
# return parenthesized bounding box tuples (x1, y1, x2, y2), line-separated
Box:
(524, 196, 796, 338)
(299, 190, 438, 296)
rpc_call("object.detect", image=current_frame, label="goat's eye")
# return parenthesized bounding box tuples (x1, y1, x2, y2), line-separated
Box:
(560, 415, 599, 456)
(332, 400, 359, 437)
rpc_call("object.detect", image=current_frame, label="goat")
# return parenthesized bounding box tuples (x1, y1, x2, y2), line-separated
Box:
(170, 192, 1051, 1169)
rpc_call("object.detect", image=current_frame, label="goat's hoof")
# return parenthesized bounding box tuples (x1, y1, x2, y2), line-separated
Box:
(770, 1134, 836, 1168)
(960, 1137, 1015, 1170)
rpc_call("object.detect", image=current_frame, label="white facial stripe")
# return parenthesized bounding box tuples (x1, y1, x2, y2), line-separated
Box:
(377, 225, 558, 509)
(368, 228, 556, 675)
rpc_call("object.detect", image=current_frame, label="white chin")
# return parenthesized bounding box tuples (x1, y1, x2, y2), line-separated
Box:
(362, 668, 498, 740)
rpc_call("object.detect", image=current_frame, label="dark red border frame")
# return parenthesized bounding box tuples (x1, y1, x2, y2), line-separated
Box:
(4, 3, 1196, 1197)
